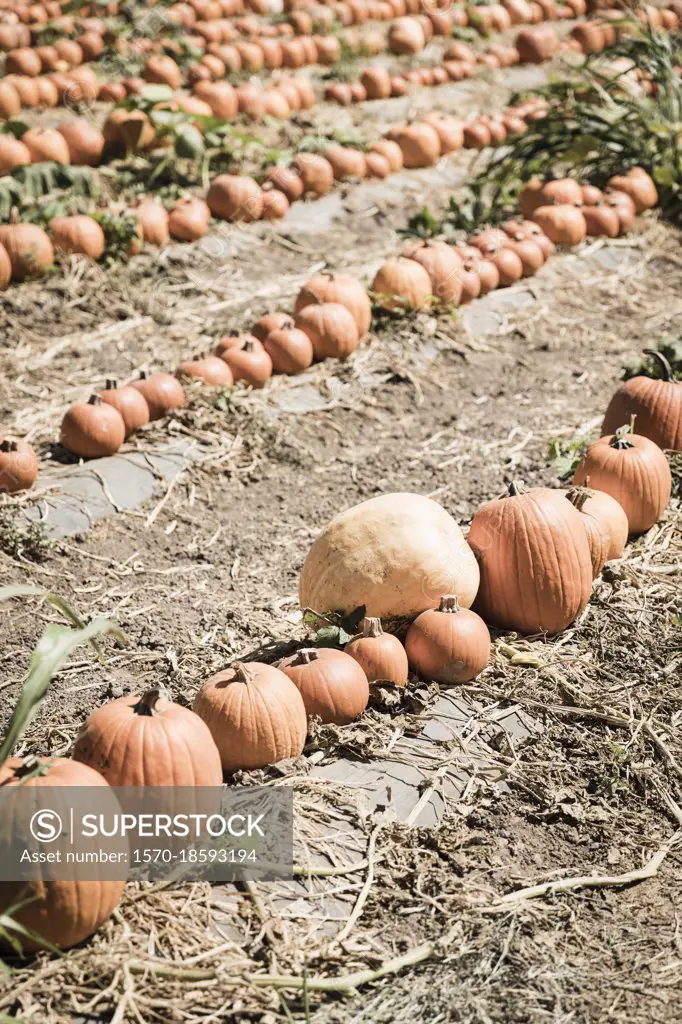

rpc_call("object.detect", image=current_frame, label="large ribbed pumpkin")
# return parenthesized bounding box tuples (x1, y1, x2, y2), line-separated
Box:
(73, 688, 222, 786)
(299, 493, 479, 620)
(602, 351, 681, 452)
(467, 482, 593, 634)
(193, 662, 307, 773)
(0, 757, 126, 951)
(573, 433, 671, 534)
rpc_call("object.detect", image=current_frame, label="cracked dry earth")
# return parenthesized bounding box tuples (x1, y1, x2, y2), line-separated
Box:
(0, 88, 681, 1023)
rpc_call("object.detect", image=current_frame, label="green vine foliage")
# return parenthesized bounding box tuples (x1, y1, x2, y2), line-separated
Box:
(445, 27, 682, 227)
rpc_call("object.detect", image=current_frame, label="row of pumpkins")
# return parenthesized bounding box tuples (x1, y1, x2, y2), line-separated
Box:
(0, 166, 669, 488)
(0, 386, 678, 950)
(0, 0, 652, 118)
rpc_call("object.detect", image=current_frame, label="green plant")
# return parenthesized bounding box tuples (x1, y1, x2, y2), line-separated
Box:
(0, 584, 125, 768)
(622, 335, 682, 380)
(455, 27, 682, 224)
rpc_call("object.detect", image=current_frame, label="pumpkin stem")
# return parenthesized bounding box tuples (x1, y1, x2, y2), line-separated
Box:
(438, 595, 461, 613)
(104, 379, 118, 391)
(566, 485, 594, 511)
(643, 348, 674, 382)
(137, 370, 150, 381)
(232, 662, 251, 683)
(13, 755, 50, 779)
(133, 688, 168, 715)
(611, 423, 636, 449)
(243, 339, 255, 352)
(507, 479, 527, 496)
(293, 648, 319, 665)
(87, 394, 102, 406)
(0, 439, 18, 453)
(359, 616, 383, 637)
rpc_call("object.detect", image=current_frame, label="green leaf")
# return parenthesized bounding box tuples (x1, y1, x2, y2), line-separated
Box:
(654, 165, 676, 185)
(0, 617, 124, 769)
(174, 125, 204, 160)
(1, 120, 29, 139)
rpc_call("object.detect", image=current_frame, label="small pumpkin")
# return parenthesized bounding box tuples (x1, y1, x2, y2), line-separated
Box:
(57, 120, 104, 167)
(98, 380, 150, 438)
(519, 178, 546, 217)
(263, 321, 314, 375)
(73, 687, 223, 786)
(0, 757, 125, 951)
(530, 204, 587, 245)
(361, 66, 391, 99)
(0, 134, 30, 174)
(300, 492, 479, 621)
(370, 139, 403, 172)
(193, 661, 308, 772)
(134, 198, 170, 246)
(344, 616, 409, 687)
(252, 311, 290, 342)
(401, 239, 463, 306)
(324, 145, 367, 181)
(177, 355, 234, 386)
(405, 594, 490, 684)
(131, 371, 186, 420)
(292, 153, 334, 196)
(0, 223, 53, 280)
(168, 197, 211, 241)
(421, 112, 464, 154)
(207, 174, 263, 223)
(605, 189, 636, 235)
(602, 350, 681, 452)
(294, 271, 371, 336)
(193, 80, 239, 119)
(372, 256, 433, 312)
(60, 394, 126, 459)
(220, 336, 272, 387)
(500, 233, 545, 276)
(279, 647, 369, 723)
(261, 188, 290, 220)
(468, 481, 594, 634)
(573, 432, 671, 535)
(365, 151, 391, 178)
(0, 436, 38, 493)
(144, 54, 182, 89)
(265, 165, 304, 203)
(22, 127, 70, 164)
(388, 16, 426, 54)
(540, 178, 583, 206)
(607, 167, 657, 213)
(0, 81, 21, 119)
(462, 121, 491, 149)
(581, 184, 603, 206)
(387, 123, 440, 168)
(487, 245, 525, 286)
(295, 302, 359, 361)
(48, 215, 105, 260)
(582, 203, 620, 238)
(565, 485, 628, 577)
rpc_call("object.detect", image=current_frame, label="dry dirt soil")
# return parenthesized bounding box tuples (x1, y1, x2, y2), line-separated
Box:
(0, 66, 681, 1024)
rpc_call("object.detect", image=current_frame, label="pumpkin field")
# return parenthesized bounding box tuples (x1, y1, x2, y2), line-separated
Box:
(0, 0, 681, 1019)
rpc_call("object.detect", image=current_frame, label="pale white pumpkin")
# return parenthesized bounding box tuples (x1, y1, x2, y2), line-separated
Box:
(299, 493, 480, 620)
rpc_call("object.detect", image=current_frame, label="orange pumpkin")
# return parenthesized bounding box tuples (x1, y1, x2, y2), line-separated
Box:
(220, 336, 273, 387)
(0, 757, 125, 951)
(530, 204, 587, 245)
(295, 302, 359, 360)
(565, 486, 628, 576)
(48, 215, 105, 260)
(98, 380, 150, 438)
(279, 648, 369, 723)
(602, 351, 682, 452)
(0, 223, 54, 280)
(0, 436, 38, 493)
(405, 594, 490, 683)
(372, 256, 433, 312)
(468, 481, 594, 634)
(73, 688, 223, 786)
(130, 371, 186, 420)
(402, 239, 463, 306)
(60, 395, 126, 459)
(294, 272, 371, 336)
(344, 616, 409, 687)
(207, 174, 263, 222)
(193, 662, 308, 772)
(573, 433, 672, 534)
(263, 321, 314, 375)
